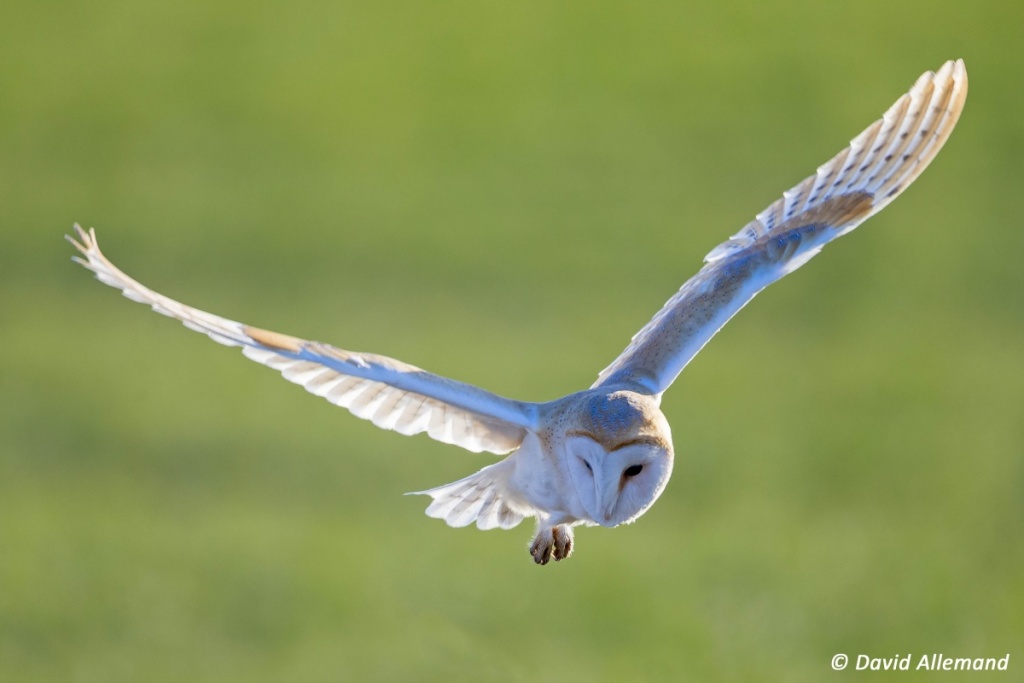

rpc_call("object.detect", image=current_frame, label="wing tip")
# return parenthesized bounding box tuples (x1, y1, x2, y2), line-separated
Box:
(703, 57, 967, 267)
(66, 223, 95, 259)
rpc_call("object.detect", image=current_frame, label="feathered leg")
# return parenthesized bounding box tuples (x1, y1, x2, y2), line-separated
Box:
(529, 523, 574, 565)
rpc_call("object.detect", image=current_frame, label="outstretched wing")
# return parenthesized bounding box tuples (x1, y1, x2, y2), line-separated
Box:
(594, 59, 968, 395)
(68, 226, 537, 454)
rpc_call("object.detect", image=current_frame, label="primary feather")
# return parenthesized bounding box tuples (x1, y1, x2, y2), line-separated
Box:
(67, 225, 537, 454)
(594, 59, 967, 395)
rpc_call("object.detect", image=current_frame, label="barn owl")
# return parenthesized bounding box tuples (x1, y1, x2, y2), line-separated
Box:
(69, 60, 967, 565)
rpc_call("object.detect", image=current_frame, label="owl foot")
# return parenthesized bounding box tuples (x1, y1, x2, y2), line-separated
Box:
(529, 525, 574, 565)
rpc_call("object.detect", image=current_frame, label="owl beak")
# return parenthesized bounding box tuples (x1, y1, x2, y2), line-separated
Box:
(599, 476, 620, 526)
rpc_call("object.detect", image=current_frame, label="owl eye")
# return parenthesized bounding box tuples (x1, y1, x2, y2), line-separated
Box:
(623, 464, 643, 477)
(582, 459, 593, 473)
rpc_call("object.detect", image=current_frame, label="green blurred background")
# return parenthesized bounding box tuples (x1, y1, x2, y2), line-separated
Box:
(2, 1, 1022, 681)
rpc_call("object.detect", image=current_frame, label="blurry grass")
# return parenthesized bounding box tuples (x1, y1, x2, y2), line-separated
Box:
(2, 0, 1023, 681)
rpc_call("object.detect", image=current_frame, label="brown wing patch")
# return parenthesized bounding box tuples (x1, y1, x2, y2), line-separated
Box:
(244, 326, 304, 352)
(760, 191, 875, 263)
(776, 190, 874, 234)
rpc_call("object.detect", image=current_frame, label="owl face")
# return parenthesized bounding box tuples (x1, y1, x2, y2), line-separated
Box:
(565, 435, 673, 527)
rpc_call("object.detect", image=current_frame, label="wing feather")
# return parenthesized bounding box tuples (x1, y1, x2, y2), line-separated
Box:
(594, 60, 968, 394)
(68, 226, 536, 454)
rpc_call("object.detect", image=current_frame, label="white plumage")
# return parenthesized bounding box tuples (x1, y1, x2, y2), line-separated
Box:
(69, 60, 967, 564)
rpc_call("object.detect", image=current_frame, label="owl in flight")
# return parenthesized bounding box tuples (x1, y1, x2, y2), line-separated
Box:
(70, 60, 966, 564)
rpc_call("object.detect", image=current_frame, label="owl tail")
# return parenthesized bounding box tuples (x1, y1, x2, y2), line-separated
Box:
(407, 461, 526, 530)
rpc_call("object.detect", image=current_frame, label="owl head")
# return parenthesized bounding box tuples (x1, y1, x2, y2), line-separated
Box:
(563, 391, 674, 527)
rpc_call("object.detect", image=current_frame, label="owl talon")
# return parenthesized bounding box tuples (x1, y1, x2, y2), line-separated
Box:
(552, 525, 573, 561)
(530, 525, 574, 565)
(530, 535, 553, 565)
